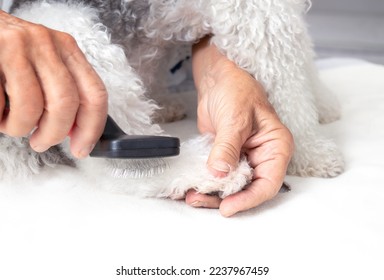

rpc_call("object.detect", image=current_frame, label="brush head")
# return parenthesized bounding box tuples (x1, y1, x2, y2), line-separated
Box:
(104, 158, 169, 179)
(89, 115, 180, 178)
(91, 135, 179, 178)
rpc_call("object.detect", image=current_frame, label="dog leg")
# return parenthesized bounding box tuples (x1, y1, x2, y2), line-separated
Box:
(308, 67, 342, 124)
(207, 0, 344, 177)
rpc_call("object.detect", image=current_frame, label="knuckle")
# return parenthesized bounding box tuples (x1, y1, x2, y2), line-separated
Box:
(78, 80, 108, 112)
(0, 24, 56, 58)
(87, 86, 108, 108)
(28, 106, 44, 119)
(58, 32, 79, 53)
(0, 28, 27, 50)
(45, 133, 66, 146)
(28, 24, 51, 39)
(30, 26, 58, 54)
(0, 18, 50, 41)
(3, 123, 34, 137)
(215, 141, 241, 163)
(20, 101, 44, 120)
(35, 125, 69, 146)
(1, 109, 42, 138)
(49, 93, 80, 113)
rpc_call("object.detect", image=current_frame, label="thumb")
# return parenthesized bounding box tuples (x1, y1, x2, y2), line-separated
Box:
(207, 129, 245, 177)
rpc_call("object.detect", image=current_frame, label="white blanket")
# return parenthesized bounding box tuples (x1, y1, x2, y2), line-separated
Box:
(1, 58, 383, 280)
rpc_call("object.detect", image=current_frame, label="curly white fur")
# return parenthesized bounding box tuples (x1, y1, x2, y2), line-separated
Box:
(0, 0, 344, 199)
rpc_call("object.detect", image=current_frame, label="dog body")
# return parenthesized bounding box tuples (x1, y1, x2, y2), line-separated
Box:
(1, 0, 344, 198)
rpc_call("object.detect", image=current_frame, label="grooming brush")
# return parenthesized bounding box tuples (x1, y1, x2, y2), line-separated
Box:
(3, 92, 178, 177)
(90, 115, 180, 178)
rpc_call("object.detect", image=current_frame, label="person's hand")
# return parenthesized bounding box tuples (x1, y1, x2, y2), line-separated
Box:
(186, 37, 294, 217)
(0, 11, 108, 158)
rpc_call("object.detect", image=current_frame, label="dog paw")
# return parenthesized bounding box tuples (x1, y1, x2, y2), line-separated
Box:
(288, 138, 344, 178)
(198, 160, 253, 198)
(168, 159, 253, 200)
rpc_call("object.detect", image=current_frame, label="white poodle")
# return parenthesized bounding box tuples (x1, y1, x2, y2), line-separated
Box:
(1, 0, 344, 199)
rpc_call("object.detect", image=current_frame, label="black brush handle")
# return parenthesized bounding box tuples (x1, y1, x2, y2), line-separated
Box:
(90, 115, 180, 159)
(101, 115, 126, 138)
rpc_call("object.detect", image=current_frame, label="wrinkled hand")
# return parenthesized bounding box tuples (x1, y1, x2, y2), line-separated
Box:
(0, 11, 108, 158)
(187, 37, 294, 217)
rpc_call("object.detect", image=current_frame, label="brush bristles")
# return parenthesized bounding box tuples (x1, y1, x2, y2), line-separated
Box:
(106, 158, 168, 179)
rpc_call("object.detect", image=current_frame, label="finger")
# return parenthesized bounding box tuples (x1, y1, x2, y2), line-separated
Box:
(0, 55, 44, 136)
(185, 190, 222, 209)
(243, 127, 294, 165)
(220, 147, 289, 217)
(206, 125, 250, 177)
(55, 32, 108, 158)
(219, 177, 281, 217)
(27, 31, 80, 152)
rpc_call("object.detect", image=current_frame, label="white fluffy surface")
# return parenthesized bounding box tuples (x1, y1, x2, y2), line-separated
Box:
(0, 58, 383, 280)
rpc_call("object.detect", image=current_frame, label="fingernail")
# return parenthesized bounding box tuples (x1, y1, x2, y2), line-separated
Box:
(77, 144, 95, 159)
(32, 145, 50, 153)
(191, 201, 206, 208)
(220, 206, 236, 218)
(208, 160, 232, 174)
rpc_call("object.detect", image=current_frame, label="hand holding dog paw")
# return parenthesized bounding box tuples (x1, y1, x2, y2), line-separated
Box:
(187, 37, 294, 217)
(0, 11, 108, 158)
